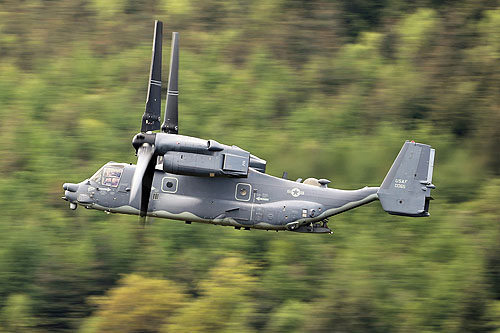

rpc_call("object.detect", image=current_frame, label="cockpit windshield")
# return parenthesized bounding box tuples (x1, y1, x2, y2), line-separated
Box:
(90, 164, 125, 187)
(90, 167, 103, 184)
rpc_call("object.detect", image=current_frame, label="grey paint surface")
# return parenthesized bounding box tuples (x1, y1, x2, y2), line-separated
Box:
(63, 136, 434, 234)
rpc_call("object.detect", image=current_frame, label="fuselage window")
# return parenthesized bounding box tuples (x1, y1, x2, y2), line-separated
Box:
(161, 177, 178, 193)
(102, 166, 124, 187)
(235, 183, 251, 201)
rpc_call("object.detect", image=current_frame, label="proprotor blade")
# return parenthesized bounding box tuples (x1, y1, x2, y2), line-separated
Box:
(141, 20, 163, 132)
(140, 155, 156, 221)
(130, 144, 155, 203)
(162, 32, 179, 134)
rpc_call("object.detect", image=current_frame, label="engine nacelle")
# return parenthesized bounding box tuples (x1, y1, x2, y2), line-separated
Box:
(155, 133, 267, 177)
(249, 154, 266, 173)
(163, 150, 250, 177)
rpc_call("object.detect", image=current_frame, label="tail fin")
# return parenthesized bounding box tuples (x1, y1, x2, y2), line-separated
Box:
(378, 141, 435, 217)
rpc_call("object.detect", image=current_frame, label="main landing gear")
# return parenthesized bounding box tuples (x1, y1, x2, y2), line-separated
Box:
(288, 219, 333, 234)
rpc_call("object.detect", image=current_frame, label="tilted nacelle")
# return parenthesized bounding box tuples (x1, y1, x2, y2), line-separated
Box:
(163, 149, 250, 177)
(133, 132, 266, 177)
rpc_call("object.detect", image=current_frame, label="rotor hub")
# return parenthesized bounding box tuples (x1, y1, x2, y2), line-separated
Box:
(132, 132, 156, 152)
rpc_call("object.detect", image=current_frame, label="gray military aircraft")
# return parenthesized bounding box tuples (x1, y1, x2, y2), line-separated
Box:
(62, 21, 436, 234)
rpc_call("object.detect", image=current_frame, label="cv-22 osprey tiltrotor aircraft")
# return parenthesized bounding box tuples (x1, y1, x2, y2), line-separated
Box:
(62, 21, 436, 234)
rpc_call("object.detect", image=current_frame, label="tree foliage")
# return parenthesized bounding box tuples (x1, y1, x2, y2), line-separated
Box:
(0, 0, 499, 332)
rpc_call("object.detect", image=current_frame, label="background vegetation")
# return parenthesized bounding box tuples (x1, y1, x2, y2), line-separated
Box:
(0, 0, 499, 331)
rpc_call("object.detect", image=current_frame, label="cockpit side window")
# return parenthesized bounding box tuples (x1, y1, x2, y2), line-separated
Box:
(102, 166, 124, 187)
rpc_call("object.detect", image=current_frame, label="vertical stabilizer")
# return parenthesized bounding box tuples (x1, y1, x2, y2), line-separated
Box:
(378, 141, 435, 217)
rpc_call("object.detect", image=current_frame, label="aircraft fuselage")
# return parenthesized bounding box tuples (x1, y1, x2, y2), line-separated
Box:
(64, 163, 379, 233)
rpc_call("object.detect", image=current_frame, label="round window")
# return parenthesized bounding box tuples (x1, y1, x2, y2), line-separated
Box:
(236, 184, 251, 201)
(162, 178, 178, 192)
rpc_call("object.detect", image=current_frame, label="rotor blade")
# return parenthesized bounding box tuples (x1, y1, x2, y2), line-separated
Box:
(140, 155, 156, 220)
(139, 215, 147, 228)
(141, 20, 163, 133)
(162, 32, 179, 134)
(130, 144, 155, 203)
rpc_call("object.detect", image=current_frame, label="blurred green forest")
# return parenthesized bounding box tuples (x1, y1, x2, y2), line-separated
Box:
(0, 0, 500, 331)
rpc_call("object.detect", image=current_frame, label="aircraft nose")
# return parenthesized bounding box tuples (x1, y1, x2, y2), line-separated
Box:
(63, 183, 79, 192)
(63, 183, 79, 203)
(64, 190, 78, 202)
